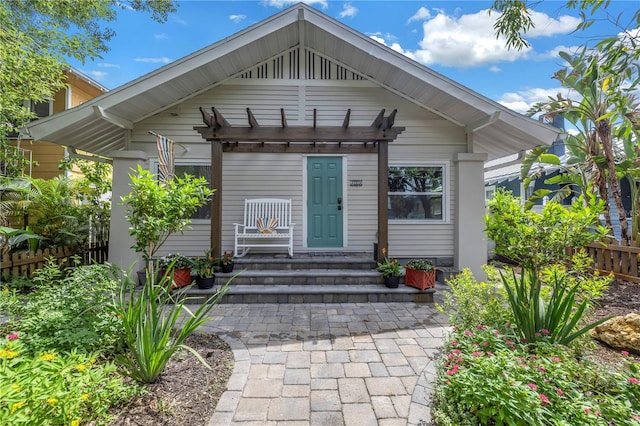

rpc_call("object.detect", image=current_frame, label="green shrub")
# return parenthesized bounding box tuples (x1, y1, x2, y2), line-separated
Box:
(485, 189, 607, 275)
(437, 266, 511, 329)
(0, 334, 140, 425)
(3, 263, 123, 355)
(113, 266, 230, 384)
(433, 326, 640, 425)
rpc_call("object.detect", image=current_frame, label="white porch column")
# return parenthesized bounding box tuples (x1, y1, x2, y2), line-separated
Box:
(108, 150, 149, 274)
(454, 152, 488, 279)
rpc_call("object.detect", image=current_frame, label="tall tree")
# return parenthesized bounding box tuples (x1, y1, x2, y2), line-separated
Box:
(0, 0, 177, 140)
(492, 0, 640, 243)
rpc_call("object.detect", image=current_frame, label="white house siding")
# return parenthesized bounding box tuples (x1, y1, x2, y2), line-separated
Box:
(132, 74, 467, 259)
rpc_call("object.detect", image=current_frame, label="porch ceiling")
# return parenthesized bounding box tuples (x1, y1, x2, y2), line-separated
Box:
(25, 4, 559, 160)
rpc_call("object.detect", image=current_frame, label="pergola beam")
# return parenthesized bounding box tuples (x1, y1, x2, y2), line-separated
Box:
(196, 107, 404, 142)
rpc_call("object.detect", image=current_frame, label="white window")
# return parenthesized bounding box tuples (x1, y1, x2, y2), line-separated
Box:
(388, 165, 446, 221)
(485, 185, 496, 204)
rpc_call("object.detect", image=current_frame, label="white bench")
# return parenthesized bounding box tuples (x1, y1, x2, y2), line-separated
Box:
(234, 198, 295, 258)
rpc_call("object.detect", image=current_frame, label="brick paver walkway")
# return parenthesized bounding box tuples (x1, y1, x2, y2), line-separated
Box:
(199, 301, 450, 425)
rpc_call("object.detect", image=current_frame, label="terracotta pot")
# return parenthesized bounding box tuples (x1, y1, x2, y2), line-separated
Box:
(384, 275, 400, 288)
(170, 267, 193, 289)
(405, 268, 436, 291)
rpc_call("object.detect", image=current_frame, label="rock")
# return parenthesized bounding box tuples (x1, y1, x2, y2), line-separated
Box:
(591, 313, 640, 354)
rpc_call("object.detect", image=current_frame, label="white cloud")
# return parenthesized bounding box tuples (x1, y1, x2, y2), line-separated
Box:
(88, 70, 108, 80)
(229, 14, 246, 23)
(134, 57, 171, 64)
(489, 66, 501, 73)
(408, 7, 430, 23)
(154, 33, 168, 40)
(497, 87, 568, 114)
(370, 35, 416, 61)
(97, 63, 120, 68)
(525, 11, 581, 38)
(262, 0, 328, 8)
(339, 3, 357, 18)
(172, 16, 188, 25)
(379, 8, 582, 68)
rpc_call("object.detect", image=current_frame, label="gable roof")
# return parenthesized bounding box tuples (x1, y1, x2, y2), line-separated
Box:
(26, 3, 560, 159)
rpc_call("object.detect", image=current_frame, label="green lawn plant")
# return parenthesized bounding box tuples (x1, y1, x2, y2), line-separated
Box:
(0, 331, 140, 425)
(436, 266, 511, 330)
(501, 266, 611, 346)
(432, 326, 640, 425)
(113, 267, 230, 384)
(1, 261, 123, 356)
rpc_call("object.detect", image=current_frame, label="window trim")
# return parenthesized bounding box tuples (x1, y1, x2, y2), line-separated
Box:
(388, 162, 449, 224)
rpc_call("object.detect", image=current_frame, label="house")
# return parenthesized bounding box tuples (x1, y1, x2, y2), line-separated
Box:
(484, 115, 572, 207)
(10, 68, 109, 179)
(25, 3, 560, 279)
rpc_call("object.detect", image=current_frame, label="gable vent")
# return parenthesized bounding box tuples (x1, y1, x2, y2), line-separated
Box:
(238, 48, 364, 81)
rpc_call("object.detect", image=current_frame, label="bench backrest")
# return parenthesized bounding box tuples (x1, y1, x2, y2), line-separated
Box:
(243, 198, 292, 229)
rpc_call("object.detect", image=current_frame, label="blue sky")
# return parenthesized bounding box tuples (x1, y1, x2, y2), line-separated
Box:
(69, 0, 637, 115)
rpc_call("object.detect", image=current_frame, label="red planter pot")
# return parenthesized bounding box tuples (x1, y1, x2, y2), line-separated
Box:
(404, 268, 435, 291)
(164, 268, 193, 290)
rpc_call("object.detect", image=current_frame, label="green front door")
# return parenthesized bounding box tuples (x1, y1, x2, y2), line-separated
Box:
(307, 157, 343, 248)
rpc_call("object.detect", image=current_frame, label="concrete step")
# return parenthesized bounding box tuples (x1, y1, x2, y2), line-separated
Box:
(158, 252, 448, 304)
(181, 283, 437, 304)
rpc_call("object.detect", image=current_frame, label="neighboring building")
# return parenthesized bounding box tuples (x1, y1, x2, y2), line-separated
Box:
(10, 68, 108, 179)
(484, 115, 572, 207)
(26, 4, 560, 278)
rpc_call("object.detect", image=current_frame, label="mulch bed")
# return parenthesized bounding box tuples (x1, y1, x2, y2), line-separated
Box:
(107, 332, 233, 426)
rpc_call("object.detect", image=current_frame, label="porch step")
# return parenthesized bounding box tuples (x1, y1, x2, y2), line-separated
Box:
(233, 253, 378, 270)
(183, 283, 435, 304)
(179, 253, 437, 304)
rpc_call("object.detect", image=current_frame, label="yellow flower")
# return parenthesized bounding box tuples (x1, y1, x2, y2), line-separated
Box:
(89, 358, 96, 364)
(10, 401, 25, 413)
(71, 420, 81, 426)
(47, 398, 58, 406)
(40, 353, 56, 361)
(75, 364, 87, 371)
(0, 349, 7, 358)
(11, 383, 20, 390)
(80, 393, 89, 401)
(2, 350, 19, 359)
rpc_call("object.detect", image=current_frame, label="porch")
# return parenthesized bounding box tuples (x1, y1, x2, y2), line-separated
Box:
(181, 253, 452, 304)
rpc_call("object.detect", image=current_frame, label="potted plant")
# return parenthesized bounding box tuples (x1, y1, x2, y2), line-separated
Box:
(158, 253, 195, 289)
(376, 248, 402, 288)
(220, 250, 235, 273)
(405, 258, 436, 291)
(195, 249, 218, 289)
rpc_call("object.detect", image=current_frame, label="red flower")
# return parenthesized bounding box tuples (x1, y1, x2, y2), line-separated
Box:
(538, 393, 549, 406)
(7, 334, 18, 340)
(628, 377, 640, 385)
(527, 383, 538, 391)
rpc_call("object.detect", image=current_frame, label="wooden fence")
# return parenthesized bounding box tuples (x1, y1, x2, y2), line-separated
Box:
(0, 241, 109, 278)
(569, 242, 640, 283)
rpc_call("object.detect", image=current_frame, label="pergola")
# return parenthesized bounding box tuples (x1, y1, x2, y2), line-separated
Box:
(194, 107, 405, 260)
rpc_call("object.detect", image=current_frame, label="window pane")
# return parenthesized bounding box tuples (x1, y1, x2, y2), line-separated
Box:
(388, 195, 442, 220)
(389, 166, 443, 194)
(174, 164, 212, 220)
(31, 101, 50, 118)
